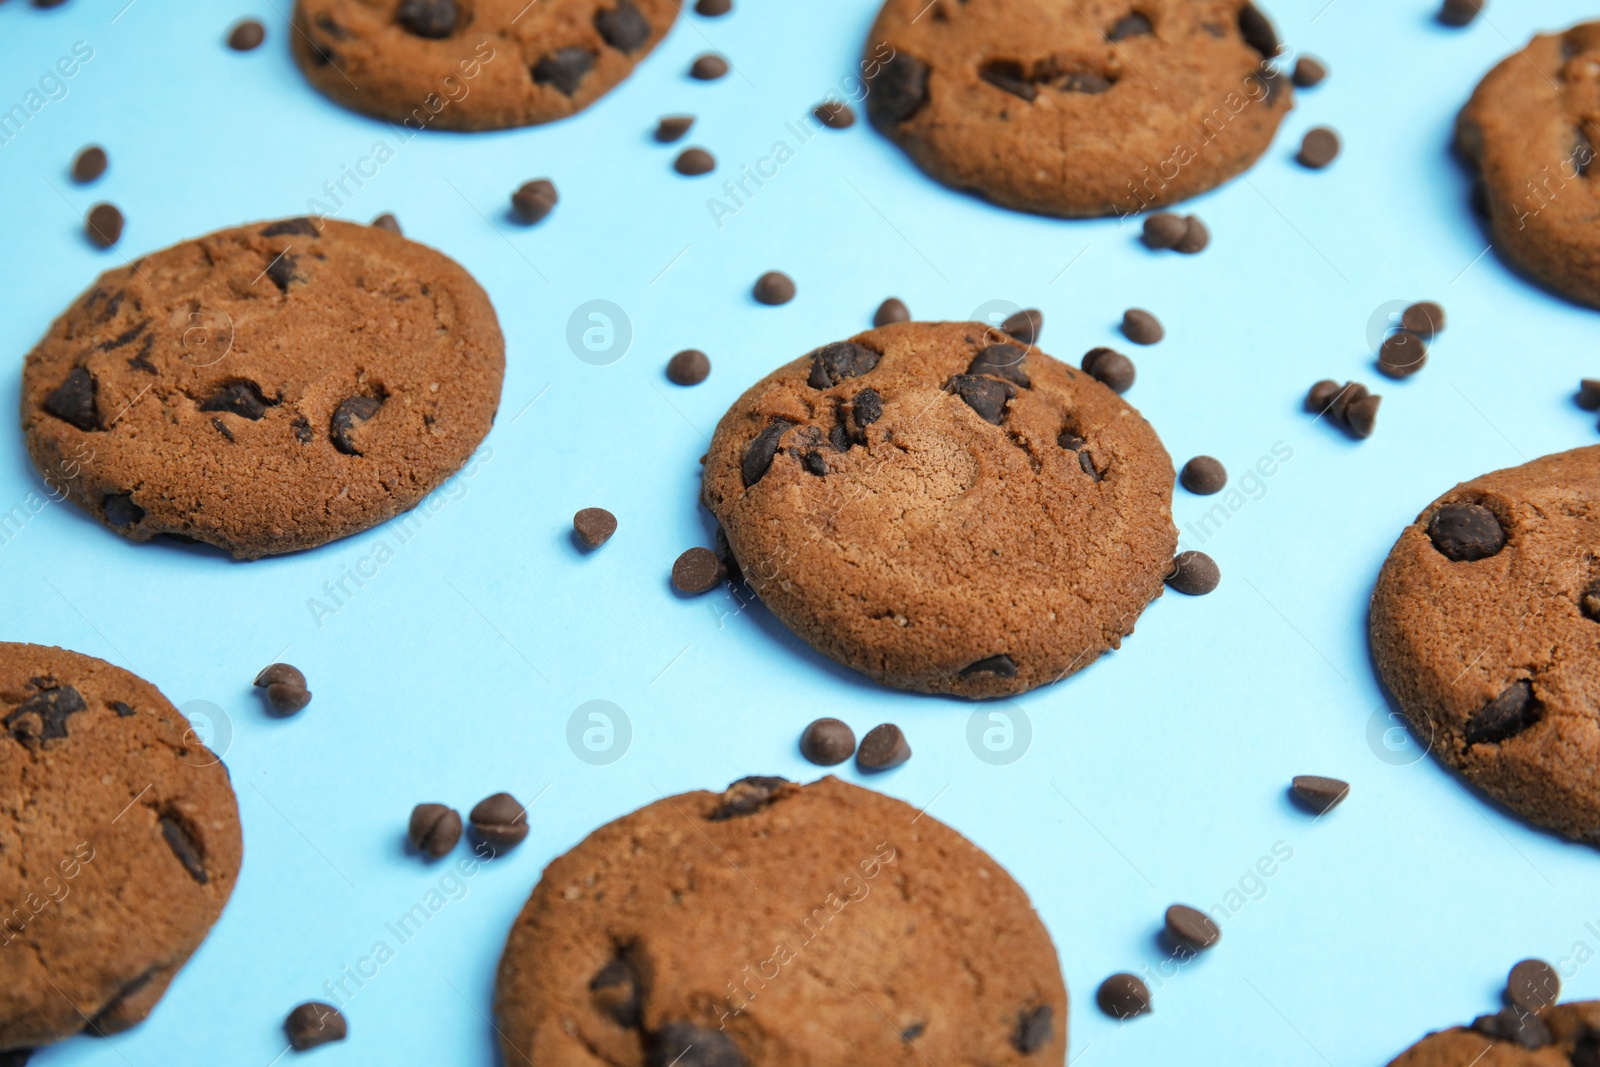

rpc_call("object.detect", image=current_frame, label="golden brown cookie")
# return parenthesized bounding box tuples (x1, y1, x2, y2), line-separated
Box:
(1386, 999, 1600, 1065)
(291, 0, 679, 130)
(1370, 446, 1600, 843)
(700, 321, 1177, 698)
(0, 644, 241, 1055)
(20, 217, 504, 559)
(494, 776, 1067, 1066)
(1456, 22, 1600, 308)
(862, 0, 1293, 217)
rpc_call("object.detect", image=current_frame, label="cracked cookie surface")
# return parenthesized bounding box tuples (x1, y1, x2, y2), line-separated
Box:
(701, 320, 1176, 698)
(494, 776, 1067, 1066)
(862, 0, 1293, 217)
(1371, 446, 1600, 844)
(0, 643, 241, 1054)
(291, 0, 679, 130)
(20, 217, 504, 559)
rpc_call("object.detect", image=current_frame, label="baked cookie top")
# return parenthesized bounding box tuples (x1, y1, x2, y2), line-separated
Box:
(291, 0, 679, 130)
(1387, 999, 1600, 1065)
(1370, 446, 1600, 843)
(863, 0, 1293, 217)
(20, 217, 504, 559)
(0, 643, 241, 1053)
(1456, 21, 1600, 308)
(494, 776, 1067, 1066)
(700, 321, 1176, 698)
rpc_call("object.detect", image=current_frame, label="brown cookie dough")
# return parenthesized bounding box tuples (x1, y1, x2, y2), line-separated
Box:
(1456, 22, 1600, 308)
(494, 776, 1067, 1066)
(291, 0, 679, 130)
(1370, 446, 1600, 843)
(862, 0, 1293, 217)
(700, 321, 1176, 698)
(0, 643, 241, 1054)
(20, 217, 504, 559)
(1387, 999, 1600, 1065)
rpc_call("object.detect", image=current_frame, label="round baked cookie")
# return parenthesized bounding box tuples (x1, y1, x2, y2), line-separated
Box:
(495, 775, 1067, 1066)
(21, 217, 504, 559)
(1456, 22, 1600, 308)
(1370, 446, 1600, 843)
(0, 644, 241, 1055)
(1386, 999, 1600, 1065)
(862, 0, 1293, 217)
(700, 321, 1177, 698)
(291, 0, 679, 130)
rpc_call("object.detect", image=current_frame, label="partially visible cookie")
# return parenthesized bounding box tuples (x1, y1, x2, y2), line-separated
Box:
(291, 0, 679, 130)
(700, 321, 1177, 698)
(1387, 999, 1600, 1064)
(495, 775, 1067, 1065)
(0, 644, 241, 1054)
(21, 217, 504, 559)
(863, 0, 1293, 217)
(1370, 446, 1600, 843)
(1456, 22, 1600, 308)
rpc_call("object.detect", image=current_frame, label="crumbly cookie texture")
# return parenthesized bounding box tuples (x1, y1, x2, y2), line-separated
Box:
(291, 0, 679, 130)
(863, 0, 1293, 217)
(1386, 999, 1600, 1065)
(1371, 446, 1600, 843)
(21, 217, 504, 559)
(495, 776, 1067, 1066)
(701, 321, 1176, 698)
(0, 643, 241, 1054)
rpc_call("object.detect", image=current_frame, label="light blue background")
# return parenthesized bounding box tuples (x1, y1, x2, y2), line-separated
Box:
(2, 1, 1599, 1063)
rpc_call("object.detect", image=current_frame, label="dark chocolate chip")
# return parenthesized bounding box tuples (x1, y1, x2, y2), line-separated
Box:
(1180, 456, 1226, 495)
(1166, 551, 1220, 595)
(828, 424, 851, 451)
(695, 0, 731, 14)
(1174, 216, 1210, 254)
(979, 60, 1037, 102)
(1581, 582, 1600, 623)
(801, 451, 828, 476)
(655, 115, 694, 142)
(714, 525, 743, 585)
(672, 547, 725, 593)
(1107, 12, 1152, 40)
(469, 793, 529, 847)
(867, 53, 929, 125)
(800, 718, 855, 765)
(969, 344, 1030, 388)
(753, 270, 795, 305)
(1079, 451, 1100, 479)
(227, 18, 266, 50)
(1001, 308, 1042, 345)
(595, 0, 650, 52)
(1237, 2, 1279, 58)
(1121, 308, 1163, 344)
(292, 416, 313, 443)
(201, 380, 274, 420)
(1012, 1005, 1053, 1053)
(533, 48, 594, 94)
(371, 212, 402, 234)
(264, 681, 311, 716)
(4, 684, 87, 742)
(1082, 347, 1135, 393)
(573, 507, 618, 549)
(261, 218, 318, 238)
(71, 145, 107, 184)
(901, 1023, 926, 1041)
(1507, 959, 1560, 1012)
(1402, 301, 1445, 339)
(396, 0, 458, 38)
(649, 1023, 744, 1067)
(265, 252, 299, 291)
(330, 395, 383, 455)
(857, 723, 910, 771)
(808, 341, 879, 387)
(1438, 0, 1483, 27)
(1427, 502, 1505, 561)
(1377, 331, 1426, 378)
(674, 148, 716, 176)
(96, 320, 148, 352)
(1142, 212, 1187, 249)
(666, 349, 710, 386)
(160, 814, 208, 884)
(87, 203, 123, 248)
(44, 366, 99, 430)
(690, 54, 729, 80)
(813, 101, 855, 129)
(408, 803, 462, 857)
(590, 956, 641, 1026)
(949, 374, 1015, 424)
(742, 419, 793, 486)
(254, 663, 306, 689)
(102, 493, 144, 528)
(1165, 904, 1220, 951)
(1097, 974, 1151, 1019)
(1056, 71, 1114, 94)
(1289, 775, 1349, 814)
(873, 298, 910, 326)
(112, 701, 135, 718)
(1471, 1006, 1550, 1049)
(285, 1002, 347, 1051)
(1297, 127, 1340, 169)
(1465, 680, 1539, 746)
(511, 179, 558, 224)
(853, 388, 883, 428)
(1345, 394, 1380, 438)
(709, 775, 790, 820)
(960, 654, 1017, 677)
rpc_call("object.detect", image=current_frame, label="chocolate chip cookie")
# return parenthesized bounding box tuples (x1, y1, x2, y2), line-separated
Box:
(21, 217, 504, 559)
(495, 775, 1066, 1065)
(862, 0, 1293, 217)
(1370, 446, 1600, 843)
(291, 0, 679, 130)
(700, 321, 1177, 698)
(1387, 999, 1600, 1064)
(0, 643, 242, 1055)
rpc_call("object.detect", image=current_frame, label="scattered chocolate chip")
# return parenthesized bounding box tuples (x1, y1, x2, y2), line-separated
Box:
(330, 395, 383, 455)
(1438, 0, 1483, 27)
(1465, 680, 1539, 746)
(690, 54, 729, 80)
(201, 380, 273, 420)
(753, 270, 795, 305)
(1174, 216, 1210, 254)
(1082, 347, 1135, 393)
(590, 956, 640, 1026)
(710, 776, 790, 820)
(1289, 775, 1349, 814)
(86, 203, 123, 248)
(814, 101, 855, 129)
(949, 374, 1015, 424)
(1237, 2, 1280, 58)
(1107, 12, 1152, 40)
(511, 179, 558, 224)
(408, 803, 462, 857)
(808, 341, 878, 387)
(1121, 308, 1163, 345)
(595, 0, 651, 52)
(853, 388, 883, 428)
(533, 48, 594, 94)
(227, 18, 266, 50)
(867, 53, 930, 125)
(1012, 1005, 1053, 1053)
(672, 547, 725, 593)
(742, 419, 792, 485)
(961, 654, 1018, 678)
(969, 344, 1030, 387)
(3, 684, 86, 743)
(71, 145, 107, 184)
(44, 366, 99, 431)
(370, 212, 402, 234)
(102, 493, 144, 528)
(799, 451, 827, 476)
(1377, 331, 1427, 378)
(874, 297, 910, 326)
(1079, 451, 1101, 479)
(112, 701, 135, 718)
(469, 793, 529, 847)
(1428, 502, 1505, 561)
(1142, 213, 1187, 250)
(655, 115, 694, 142)
(1401, 301, 1446, 339)
(285, 1002, 347, 1051)
(261, 218, 319, 238)
(1346, 392, 1381, 438)
(1000, 308, 1042, 345)
(1166, 551, 1220, 595)
(1292, 56, 1327, 88)
(1471, 1006, 1550, 1050)
(979, 60, 1036, 101)
(674, 147, 716, 176)
(160, 814, 208, 884)
(292, 416, 313, 443)
(1097, 974, 1151, 1019)
(1297, 127, 1341, 169)
(666, 349, 710, 385)
(1578, 378, 1600, 411)
(1179, 456, 1226, 494)
(695, 0, 731, 13)
(1165, 904, 1221, 952)
(800, 718, 856, 765)
(253, 662, 312, 716)
(396, 0, 458, 38)
(857, 723, 910, 771)
(650, 1023, 744, 1067)
(253, 662, 306, 689)
(1506, 959, 1560, 1012)
(264, 252, 299, 292)
(573, 507, 617, 549)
